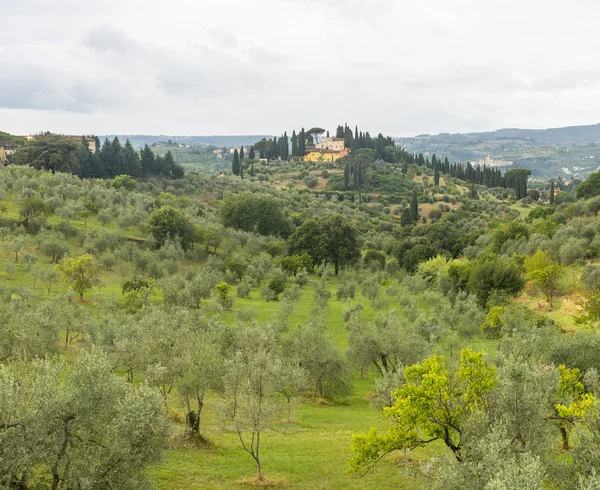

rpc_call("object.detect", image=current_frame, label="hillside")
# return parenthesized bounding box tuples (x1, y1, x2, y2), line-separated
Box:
(398, 123, 600, 180)
(0, 131, 26, 145)
(4, 130, 600, 488)
(102, 134, 273, 149)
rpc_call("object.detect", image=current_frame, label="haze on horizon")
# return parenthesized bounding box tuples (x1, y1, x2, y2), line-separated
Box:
(2, 0, 600, 137)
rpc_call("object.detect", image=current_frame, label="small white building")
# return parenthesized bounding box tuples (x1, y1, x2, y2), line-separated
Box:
(315, 137, 345, 151)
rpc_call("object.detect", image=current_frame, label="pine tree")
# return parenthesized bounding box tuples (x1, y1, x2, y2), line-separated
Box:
(232, 149, 240, 176)
(140, 145, 155, 178)
(76, 136, 94, 179)
(123, 139, 141, 177)
(410, 188, 419, 222)
(550, 181, 555, 205)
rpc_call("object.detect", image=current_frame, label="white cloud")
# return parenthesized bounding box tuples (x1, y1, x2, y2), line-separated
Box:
(2, 0, 600, 136)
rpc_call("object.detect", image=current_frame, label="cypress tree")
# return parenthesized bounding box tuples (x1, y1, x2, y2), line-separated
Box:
(410, 188, 419, 222)
(240, 160, 244, 180)
(232, 149, 240, 176)
(434, 165, 440, 187)
(471, 181, 478, 199)
(249, 146, 255, 159)
(272, 136, 278, 160)
(343, 164, 349, 191)
(282, 132, 289, 160)
(240, 146, 244, 160)
(358, 160, 362, 204)
(298, 128, 306, 158)
(401, 207, 413, 227)
(550, 181, 555, 205)
(251, 162, 254, 177)
(291, 131, 298, 157)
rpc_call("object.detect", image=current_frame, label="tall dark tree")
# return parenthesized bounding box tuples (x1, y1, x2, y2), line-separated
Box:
(291, 131, 298, 157)
(272, 136, 278, 160)
(298, 128, 306, 158)
(122, 139, 141, 178)
(249, 146, 256, 160)
(550, 181, 555, 205)
(343, 164, 349, 191)
(76, 136, 95, 178)
(410, 188, 419, 222)
(434, 165, 440, 187)
(240, 146, 244, 161)
(140, 145, 155, 178)
(232, 149, 240, 176)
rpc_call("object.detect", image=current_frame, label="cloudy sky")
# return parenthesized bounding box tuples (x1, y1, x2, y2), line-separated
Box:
(2, 0, 600, 137)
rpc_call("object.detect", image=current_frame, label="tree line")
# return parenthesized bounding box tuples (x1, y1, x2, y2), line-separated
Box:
(10, 133, 184, 180)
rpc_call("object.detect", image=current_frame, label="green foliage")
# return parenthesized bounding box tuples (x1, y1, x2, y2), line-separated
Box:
(215, 281, 234, 310)
(110, 174, 137, 191)
(467, 257, 525, 307)
(0, 352, 168, 489)
(56, 254, 98, 300)
(577, 171, 600, 200)
(524, 250, 562, 304)
(148, 206, 195, 250)
(220, 193, 291, 237)
(363, 250, 386, 269)
(281, 253, 313, 276)
(492, 220, 530, 253)
(12, 133, 80, 174)
(288, 214, 360, 274)
(349, 349, 496, 473)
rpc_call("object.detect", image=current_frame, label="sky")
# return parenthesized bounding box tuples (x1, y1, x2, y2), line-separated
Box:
(2, 0, 600, 137)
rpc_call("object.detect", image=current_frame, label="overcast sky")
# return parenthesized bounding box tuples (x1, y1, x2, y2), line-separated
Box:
(2, 0, 600, 137)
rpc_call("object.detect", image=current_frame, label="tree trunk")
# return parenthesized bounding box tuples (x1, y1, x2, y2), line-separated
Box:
(560, 426, 570, 450)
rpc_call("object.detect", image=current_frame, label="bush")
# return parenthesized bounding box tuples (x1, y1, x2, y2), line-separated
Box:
(336, 282, 356, 300)
(237, 280, 251, 298)
(304, 175, 318, 188)
(582, 264, 600, 290)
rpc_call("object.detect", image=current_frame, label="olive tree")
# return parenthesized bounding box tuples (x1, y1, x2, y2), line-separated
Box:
(0, 351, 168, 489)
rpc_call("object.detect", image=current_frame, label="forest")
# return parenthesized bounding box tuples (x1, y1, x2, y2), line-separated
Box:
(3, 129, 600, 489)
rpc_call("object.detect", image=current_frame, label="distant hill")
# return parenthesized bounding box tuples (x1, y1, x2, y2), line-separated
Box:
(397, 123, 600, 180)
(404, 123, 600, 146)
(100, 135, 274, 149)
(0, 131, 26, 145)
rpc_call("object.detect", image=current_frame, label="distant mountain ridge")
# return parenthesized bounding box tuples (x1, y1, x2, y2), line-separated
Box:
(396, 123, 600, 180)
(402, 123, 600, 146)
(100, 135, 274, 149)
